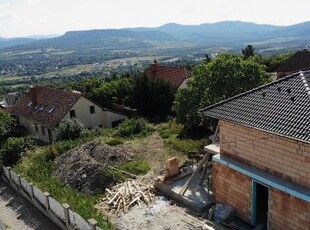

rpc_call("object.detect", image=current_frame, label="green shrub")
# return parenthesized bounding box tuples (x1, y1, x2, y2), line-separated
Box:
(0, 136, 34, 166)
(157, 120, 183, 139)
(0, 111, 16, 143)
(113, 118, 154, 138)
(56, 119, 86, 141)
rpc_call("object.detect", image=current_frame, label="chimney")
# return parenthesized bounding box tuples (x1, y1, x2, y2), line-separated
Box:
(29, 86, 37, 105)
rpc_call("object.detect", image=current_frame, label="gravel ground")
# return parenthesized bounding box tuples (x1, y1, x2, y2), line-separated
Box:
(112, 196, 212, 230)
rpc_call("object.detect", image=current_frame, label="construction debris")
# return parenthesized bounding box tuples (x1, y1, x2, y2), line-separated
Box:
(96, 180, 155, 215)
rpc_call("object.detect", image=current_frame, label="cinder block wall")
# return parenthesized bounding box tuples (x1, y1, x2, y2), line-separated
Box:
(269, 188, 310, 230)
(212, 162, 252, 222)
(219, 120, 310, 188)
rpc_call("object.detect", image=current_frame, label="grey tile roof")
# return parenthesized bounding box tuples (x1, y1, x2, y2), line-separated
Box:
(200, 71, 310, 143)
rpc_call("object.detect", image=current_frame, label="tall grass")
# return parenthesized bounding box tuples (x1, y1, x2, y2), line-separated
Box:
(113, 118, 154, 138)
(157, 120, 209, 153)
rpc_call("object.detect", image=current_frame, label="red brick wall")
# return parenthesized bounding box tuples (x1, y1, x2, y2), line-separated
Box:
(269, 188, 310, 230)
(212, 162, 252, 222)
(219, 120, 310, 188)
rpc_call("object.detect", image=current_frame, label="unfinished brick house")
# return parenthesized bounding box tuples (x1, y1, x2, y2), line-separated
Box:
(201, 71, 310, 229)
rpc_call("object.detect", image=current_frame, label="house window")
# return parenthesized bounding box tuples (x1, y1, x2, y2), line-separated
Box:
(35, 123, 38, 132)
(70, 110, 76, 118)
(41, 126, 45, 136)
(90, 106, 95, 114)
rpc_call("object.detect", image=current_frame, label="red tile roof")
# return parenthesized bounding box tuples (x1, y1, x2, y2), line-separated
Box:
(10, 86, 81, 127)
(276, 49, 310, 73)
(145, 64, 191, 87)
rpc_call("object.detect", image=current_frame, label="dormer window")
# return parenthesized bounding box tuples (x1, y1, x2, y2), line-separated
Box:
(48, 106, 55, 114)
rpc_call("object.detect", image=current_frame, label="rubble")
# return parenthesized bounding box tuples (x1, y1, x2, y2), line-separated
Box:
(54, 142, 133, 194)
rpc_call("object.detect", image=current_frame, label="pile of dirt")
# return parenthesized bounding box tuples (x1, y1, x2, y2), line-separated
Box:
(54, 142, 133, 194)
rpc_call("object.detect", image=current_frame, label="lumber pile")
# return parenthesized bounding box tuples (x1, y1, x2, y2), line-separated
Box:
(96, 180, 155, 215)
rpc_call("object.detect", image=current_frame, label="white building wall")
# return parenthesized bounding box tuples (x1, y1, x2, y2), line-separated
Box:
(104, 111, 127, 128)
(61, 96, 127, 128)
(19, 116, 55, 143)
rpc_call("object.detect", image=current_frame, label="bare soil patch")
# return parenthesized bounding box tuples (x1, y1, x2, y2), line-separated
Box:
(117, 132, 187, 180)
(54, 142, 133, 194)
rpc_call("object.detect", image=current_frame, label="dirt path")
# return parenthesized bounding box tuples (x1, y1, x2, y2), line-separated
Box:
(0, 179, 60, 230)
(118, 132, 186, 179)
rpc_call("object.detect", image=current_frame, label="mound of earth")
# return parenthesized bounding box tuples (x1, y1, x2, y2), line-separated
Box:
(54, 142, 133, 194)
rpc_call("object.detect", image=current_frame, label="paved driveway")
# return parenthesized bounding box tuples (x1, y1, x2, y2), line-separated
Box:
(0, 179, 60, 230)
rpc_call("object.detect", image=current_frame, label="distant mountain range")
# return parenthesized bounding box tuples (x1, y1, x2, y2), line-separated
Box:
(1, 21, 310, 53)
(0, 35, 59, 49)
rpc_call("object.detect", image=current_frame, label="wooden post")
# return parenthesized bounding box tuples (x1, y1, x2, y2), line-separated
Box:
(180, 152, 210, 196)
(200, 161, 209, 185)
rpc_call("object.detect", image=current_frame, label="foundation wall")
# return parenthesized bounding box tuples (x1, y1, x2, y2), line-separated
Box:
(212, 162, 252, 222)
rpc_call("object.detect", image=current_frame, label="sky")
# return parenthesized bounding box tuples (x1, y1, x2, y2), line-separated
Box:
(0, 0, 309, 37)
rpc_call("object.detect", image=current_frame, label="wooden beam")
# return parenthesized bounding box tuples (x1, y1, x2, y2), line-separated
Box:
(179, 152, 210, 196)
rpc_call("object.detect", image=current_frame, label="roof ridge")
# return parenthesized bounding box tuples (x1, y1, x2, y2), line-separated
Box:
(300, 71, 310, 96)
(151, 64, 189, 70)
(199, 70, 310, 113)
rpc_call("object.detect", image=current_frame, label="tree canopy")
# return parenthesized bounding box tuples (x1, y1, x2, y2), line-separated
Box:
(242, 45, 255, 59)
(174, 54, 271, 131)
(133, 74, 176, 121)
(0, 111, 16, 143)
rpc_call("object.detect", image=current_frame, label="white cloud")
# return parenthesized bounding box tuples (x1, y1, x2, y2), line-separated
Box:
(0, 0, 309, 37)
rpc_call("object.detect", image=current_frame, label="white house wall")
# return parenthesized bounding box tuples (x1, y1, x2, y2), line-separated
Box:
(104, 110, 127, 128)
(62, 96, 126, 128)
(19, 116, 55, 143)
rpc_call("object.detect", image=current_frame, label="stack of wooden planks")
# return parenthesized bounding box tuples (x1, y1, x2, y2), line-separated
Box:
(96, 180, 155, 215)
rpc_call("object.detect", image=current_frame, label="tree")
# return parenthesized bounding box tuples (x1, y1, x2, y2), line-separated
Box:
(56, 119, 86, 141)
(0, 111, 16, 144)
(174, 54, 271, 132)
(133, 74, 176, 121)
(242, 45, 255, 59)
(262, 53, 293, 72)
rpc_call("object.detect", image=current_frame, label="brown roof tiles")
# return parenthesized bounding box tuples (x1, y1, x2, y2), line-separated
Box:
(145, 64, 191, 87)
(10, 86, 81, 127)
